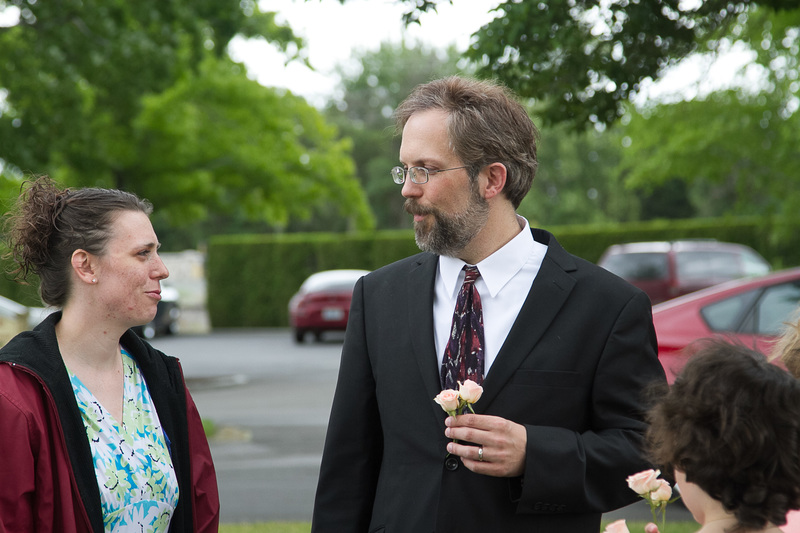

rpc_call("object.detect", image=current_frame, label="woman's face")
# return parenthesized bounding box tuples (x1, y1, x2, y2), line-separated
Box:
(92, 210, 169, 328)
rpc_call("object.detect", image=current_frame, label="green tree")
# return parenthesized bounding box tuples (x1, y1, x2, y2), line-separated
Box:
(0, 0, 299, 178)
(130, 58, 373, 231)
(519, 122, 640, 226)
(0, 0, 373, 246)
(389, 0, 798, 129)
(617, 90, 799, 219)
(325, 41, 464, 229)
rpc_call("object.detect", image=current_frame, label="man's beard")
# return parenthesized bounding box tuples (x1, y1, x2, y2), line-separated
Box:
(404, 186, 490, 258)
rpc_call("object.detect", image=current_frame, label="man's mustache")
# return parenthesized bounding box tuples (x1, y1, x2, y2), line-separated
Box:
(404, 199, 436, 217)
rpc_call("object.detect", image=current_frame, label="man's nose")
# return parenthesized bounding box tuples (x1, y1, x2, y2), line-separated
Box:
(401, 178, 422, 198)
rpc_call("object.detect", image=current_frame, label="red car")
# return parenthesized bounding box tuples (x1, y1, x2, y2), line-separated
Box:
(289, 269, 370, 343)
(653, 267, 800, 383)
(598, 240, 771, 305)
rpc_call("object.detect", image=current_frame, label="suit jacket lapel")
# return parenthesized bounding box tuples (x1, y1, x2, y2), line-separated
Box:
(477, 229, 578, 412)
(406, 253, 447, 421)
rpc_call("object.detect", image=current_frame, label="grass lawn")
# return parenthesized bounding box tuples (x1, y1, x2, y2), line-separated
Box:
(219, 524, 309, 533)
(219, 521, 697, 533)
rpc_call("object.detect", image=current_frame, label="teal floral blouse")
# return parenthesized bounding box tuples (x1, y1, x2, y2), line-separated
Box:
(68, 348, 180, 532)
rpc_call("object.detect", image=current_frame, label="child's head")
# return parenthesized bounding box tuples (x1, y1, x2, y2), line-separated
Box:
(647, 339, 800, 531)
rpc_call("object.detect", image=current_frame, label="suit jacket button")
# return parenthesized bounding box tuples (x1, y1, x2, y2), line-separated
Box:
(444, 456, 459, 471)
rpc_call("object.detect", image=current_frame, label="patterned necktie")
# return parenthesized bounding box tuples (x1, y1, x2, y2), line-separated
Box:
(440, 265, 485, 390)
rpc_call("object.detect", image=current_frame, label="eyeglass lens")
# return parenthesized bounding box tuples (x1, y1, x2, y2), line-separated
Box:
(391, 167, 428, 184)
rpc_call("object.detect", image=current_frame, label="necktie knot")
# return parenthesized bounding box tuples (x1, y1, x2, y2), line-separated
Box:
(463, 265, 480, 285)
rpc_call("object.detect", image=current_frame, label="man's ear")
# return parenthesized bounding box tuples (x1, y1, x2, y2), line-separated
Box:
(483, 162, 508, 200)
(71, 249, 97, 285)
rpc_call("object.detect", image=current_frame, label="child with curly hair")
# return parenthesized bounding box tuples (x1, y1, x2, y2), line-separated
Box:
(645, 339, 800, 533)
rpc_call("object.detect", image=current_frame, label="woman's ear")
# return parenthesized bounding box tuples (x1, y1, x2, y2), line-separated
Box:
(483, 162, 508, 200)
(71, 249, 97, 285)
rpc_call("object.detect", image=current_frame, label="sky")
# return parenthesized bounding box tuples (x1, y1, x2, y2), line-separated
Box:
(229, 0, 504, 106)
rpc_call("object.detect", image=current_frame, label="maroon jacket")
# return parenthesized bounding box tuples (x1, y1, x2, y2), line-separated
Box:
(0, 313, 219, 533)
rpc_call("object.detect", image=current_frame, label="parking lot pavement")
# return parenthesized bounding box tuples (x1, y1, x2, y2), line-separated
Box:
(150, 329, 341, 522)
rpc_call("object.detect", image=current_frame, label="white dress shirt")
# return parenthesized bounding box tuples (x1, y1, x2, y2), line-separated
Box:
(433, 216, 548, 376)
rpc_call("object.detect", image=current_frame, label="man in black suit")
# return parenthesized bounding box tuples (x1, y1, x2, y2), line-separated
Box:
(311, 76, 666, 532)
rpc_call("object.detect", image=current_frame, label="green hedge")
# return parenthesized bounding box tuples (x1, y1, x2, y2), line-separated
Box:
(207, 216, 800, 329)
(206, 231, 421, 328)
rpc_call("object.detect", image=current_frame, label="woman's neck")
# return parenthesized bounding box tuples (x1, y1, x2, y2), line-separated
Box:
(698, 517, 783, 533)
(55, 306, 125, 371)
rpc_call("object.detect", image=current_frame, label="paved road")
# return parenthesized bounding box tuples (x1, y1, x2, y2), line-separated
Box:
(150, 329, 691, 525)
(150, 329, 342, 523)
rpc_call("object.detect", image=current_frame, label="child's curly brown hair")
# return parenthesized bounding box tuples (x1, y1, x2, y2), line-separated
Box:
(646, 339, 800, 532)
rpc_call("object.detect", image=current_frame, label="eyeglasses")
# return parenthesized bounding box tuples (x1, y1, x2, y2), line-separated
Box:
(390, 165, 469, 185)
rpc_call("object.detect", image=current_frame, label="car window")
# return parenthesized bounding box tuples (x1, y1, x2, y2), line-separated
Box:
(701, 291, 760, 332)
(751, 281, 800, 336)
(675, 252, 741, 281)
(601, 253, 668, 280)
(302, 276, 363, 293)
(317, 279, 361, 292)
(741, 251, 771, 277)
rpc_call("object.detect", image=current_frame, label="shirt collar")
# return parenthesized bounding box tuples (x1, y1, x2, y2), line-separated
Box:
(439, 216, 535, 298)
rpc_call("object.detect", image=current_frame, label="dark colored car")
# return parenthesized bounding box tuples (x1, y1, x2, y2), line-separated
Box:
(289, 269, 369, 343)
(133, 284, 181, 339)
(652, 267, 800, 383)
(598, 240, 771, 304)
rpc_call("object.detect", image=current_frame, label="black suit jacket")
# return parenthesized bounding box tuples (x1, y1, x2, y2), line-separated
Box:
(312, 229, 666, 532)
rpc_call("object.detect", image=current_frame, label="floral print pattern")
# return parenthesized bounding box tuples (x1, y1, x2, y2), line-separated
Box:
(68, 348, 179, 532)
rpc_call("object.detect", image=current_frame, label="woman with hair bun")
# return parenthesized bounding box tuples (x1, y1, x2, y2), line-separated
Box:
(0, 176, 219, 533)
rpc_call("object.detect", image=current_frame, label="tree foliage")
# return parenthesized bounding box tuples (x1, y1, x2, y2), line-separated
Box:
(0, 0, 373, 245)
(0, 0, 292, 174)
(131, 58, 372, 229)
(519, 124, 641, 226)
(390, 0, 800, 129)
(618, 89, 800, 219)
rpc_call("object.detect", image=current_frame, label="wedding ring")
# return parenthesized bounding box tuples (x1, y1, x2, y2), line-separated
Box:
(478, 447, 484, 461)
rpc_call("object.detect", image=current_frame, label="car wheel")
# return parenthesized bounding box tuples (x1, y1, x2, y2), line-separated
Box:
(313, 330, 323, 343)
(293, 329, 306, 343)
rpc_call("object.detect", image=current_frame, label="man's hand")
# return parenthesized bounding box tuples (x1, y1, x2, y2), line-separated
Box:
(445, 414, 527, 477)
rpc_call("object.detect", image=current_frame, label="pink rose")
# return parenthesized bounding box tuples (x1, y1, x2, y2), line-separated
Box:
(650, 479, 672, 503)
(434, 389, 460, 413)
(627, 469, 662, 495)
(604, 519, 631, 533)
(458, 379, 483, 404)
